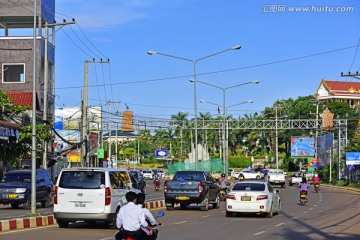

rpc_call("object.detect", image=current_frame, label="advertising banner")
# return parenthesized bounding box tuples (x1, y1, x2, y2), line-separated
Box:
(345, 152, 360, 165)
(291, 137, 315, 157)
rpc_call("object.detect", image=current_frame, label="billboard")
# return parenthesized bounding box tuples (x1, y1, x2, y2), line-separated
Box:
(345, 152, 360, 165)
(318, 133, 333, 166)
(54, 107, 102, 130)
(291, 137, 315, 157)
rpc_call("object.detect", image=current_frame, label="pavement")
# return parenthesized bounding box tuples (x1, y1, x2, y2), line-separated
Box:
(0, 199, 166, 233)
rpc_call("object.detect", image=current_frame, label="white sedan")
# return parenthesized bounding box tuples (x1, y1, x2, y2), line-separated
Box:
(239, 170, 261, 180)
(226, 181, 281, 218)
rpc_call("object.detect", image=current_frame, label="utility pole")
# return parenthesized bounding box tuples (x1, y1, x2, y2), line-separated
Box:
(107, 101, 120, 168)
(42, 19, 75, 169)
(341, 71, 360, 80)
(81, 59, 109, 167)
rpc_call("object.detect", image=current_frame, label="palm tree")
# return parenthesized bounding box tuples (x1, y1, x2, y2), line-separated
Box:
(171, 112, 189, 157)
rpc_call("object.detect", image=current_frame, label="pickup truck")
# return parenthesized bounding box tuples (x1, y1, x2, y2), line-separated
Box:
(289, 173, 302, 186)
(267, 169, 286, 188)
(164, 170, 220, 211)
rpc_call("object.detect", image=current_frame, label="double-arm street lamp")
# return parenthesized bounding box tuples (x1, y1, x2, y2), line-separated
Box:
(200, 98, 254, 179)
(147, 45, 241, 170)
(196, 80, 259, 178)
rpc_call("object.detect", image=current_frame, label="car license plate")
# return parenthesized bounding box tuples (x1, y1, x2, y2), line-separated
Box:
(241, 196, 251, 201)
(177, 196, 188, 200)
(274, 181, 279, 183)
(75, 202, 86, 207)
(8, 194, 16, 199)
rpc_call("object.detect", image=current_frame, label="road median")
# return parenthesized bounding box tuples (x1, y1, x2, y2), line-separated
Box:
(0, 199, 165, 233)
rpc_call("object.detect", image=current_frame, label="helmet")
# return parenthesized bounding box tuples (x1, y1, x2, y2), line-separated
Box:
(315, 174, 318, 177)
(221, 173, 225, 178)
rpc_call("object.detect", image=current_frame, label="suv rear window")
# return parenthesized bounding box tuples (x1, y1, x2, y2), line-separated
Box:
(59, 171, 105, 189)
(232, 183, 265, 191)
(2, 173, 31, 183)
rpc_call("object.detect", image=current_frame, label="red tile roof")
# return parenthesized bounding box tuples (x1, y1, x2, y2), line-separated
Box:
(322, 80, 360, 96)
(6, 92, 40, 110)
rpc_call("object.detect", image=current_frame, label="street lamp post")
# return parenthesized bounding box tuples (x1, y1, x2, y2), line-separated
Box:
(196, 80, 259, 179)
(147, 45, 241, 170)
(200, 98, 254, 179)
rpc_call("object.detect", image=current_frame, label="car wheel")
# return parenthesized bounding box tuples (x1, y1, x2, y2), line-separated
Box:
(226, 211, 232, 217)
(23, 198, 31, 210)
(266, 205, 273, 218)
(256, 175, 260, 180)
(41, 193, 51, 208)
(11, 203, 19, 209)
(58, 220, 69, 228)
(289, 182, 293, 186)
(142, 186, 147, 195)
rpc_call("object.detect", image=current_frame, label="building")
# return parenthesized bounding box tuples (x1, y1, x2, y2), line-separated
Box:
(0, 0, 56, 122)
(315, 79, 360, 108)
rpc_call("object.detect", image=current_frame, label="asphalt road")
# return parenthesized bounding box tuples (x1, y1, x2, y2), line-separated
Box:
(1, 183, 359, 240)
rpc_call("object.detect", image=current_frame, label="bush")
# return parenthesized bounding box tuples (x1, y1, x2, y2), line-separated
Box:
(229, 156, 252, 169)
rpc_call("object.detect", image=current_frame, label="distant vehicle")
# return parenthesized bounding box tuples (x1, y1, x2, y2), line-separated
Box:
(156, 169, 165, 179)
(164, 170, 220, 211)
(239, 170, 261, 180)
(0, 169, 53, 209)
(267, 169, 286, 188)
(226, 181, 281, 218)
(305, 171, 315, 183)
(142, 169, 154, 180)
(289, 173, 302, 186)
(129, 170, 147, 194)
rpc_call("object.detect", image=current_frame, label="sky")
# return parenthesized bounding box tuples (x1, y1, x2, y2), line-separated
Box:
(52, 0, 360, 122)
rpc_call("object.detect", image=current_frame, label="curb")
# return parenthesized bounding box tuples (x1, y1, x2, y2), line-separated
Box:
(322, 184, 360, 194)
(0, 215, 56, 233)
(0, 200, 165, 233)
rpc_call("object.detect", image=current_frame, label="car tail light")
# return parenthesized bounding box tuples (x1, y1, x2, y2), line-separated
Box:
(54, 186, 58, 204)
(164, 182, 168, 194)
(227, 195, 236, 200)
(268, 175, 270, 181)
(105, 187, 111, 205)
(256, 195, 268, 200)
(198, 183, 204, 194)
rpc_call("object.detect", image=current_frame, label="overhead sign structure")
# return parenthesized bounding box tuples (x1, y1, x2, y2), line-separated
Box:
(155, 150, 169, 157)
(345, 152, 360, 165)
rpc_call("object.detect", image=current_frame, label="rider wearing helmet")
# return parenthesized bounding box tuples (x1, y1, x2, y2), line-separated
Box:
(298, 177, 310, 199)
(313, 174, 320, 184)
(153, 173, 161, 190)
(219, 173, 228, 193)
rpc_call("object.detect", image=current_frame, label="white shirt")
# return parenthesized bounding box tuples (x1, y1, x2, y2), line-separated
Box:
(116, 202, 148, 230)
(143, 207, 157, 226)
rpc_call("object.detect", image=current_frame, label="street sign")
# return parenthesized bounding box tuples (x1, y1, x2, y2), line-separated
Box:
(155, 150, 169, 157)
(312, 163, 317, 169)
(312, 158, 318, 164)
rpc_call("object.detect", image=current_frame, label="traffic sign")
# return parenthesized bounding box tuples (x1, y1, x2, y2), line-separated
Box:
(312, 163, 317, 169)
(312, 158, 318, 164)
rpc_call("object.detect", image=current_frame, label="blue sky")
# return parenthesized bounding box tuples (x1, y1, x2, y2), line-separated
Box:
(54, 0, 360, 120)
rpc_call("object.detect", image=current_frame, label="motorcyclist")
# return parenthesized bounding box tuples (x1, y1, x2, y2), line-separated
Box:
(313, 173, 320, 190)
(219, 173, 228, 193)
(298, 177, 310, 199)
(153, 174, 161, 190)
(115, 191, 153, 240)
(137, 193, 161, 239)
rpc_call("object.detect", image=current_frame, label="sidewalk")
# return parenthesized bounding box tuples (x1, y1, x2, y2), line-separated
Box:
(0, 199, 165, 233)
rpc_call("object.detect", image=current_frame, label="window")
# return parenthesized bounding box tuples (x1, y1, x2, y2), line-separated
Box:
(2, 64, 25, 83)
(59, 171, 105, 189)
(233, 183, 265, 191)
(110, 171, 130, 189)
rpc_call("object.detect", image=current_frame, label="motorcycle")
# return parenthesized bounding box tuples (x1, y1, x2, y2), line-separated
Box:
(219, 188, 227, 201)
(154, 179, 161, 191)
(314, 183, 320, 193)
(117, 211, 165, 240)
(299, 190, 308, 205)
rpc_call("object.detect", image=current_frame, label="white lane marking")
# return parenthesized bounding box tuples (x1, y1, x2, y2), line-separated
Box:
(292, 217, 298, 219)
(98, 238, 113, 240)
(304, 211, 308, 214)
(275, 223, 284, 227)
(0, 225, 56, 234)
(253, 231, 266, 236)
(202, 215, 211, 218)
(309, 208, 314, 210)
(174, 221, 187, 225)
(314, 205, 318, 207)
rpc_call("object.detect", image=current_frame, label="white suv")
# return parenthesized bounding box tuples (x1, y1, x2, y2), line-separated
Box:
(142, 169, 154, 180)
(53, 168, 141, 228)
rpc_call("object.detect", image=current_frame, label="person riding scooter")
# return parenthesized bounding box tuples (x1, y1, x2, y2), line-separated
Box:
(313, 174, 320, 191)
(153, 174, 161, 190)
(298, 177, 310, 201)
(219, 173, 228, 193)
